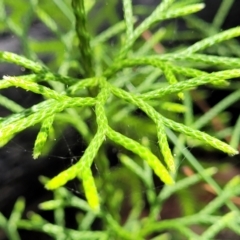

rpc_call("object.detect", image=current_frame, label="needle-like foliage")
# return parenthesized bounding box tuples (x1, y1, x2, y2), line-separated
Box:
(0, 0, 240, 239)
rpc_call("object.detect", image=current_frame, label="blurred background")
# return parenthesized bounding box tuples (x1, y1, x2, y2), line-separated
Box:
(0, 1, 240, 239)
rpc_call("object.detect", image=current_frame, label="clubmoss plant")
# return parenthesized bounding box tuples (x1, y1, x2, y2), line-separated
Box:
(0, 0, 240, 239)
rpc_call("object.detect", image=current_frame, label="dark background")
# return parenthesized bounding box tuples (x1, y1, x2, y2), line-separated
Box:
(0, 1, 240, 239)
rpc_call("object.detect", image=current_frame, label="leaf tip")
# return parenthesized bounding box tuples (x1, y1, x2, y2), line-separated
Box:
(229, 149, 239, 156)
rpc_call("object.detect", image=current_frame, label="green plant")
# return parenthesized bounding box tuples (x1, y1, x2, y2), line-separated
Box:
(0, 0, 240, 239)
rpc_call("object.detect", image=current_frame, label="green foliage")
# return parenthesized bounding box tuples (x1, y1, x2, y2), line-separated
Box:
(0, 0, 240, 239)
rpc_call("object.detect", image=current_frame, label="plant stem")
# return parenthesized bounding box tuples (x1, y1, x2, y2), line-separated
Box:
(72, 0, 94, 77)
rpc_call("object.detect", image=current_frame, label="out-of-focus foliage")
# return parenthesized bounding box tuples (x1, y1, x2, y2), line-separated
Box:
(0, 0, 240, 239)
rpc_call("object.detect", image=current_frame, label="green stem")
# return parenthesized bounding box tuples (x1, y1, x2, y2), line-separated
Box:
(72, 0, 94, 77)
